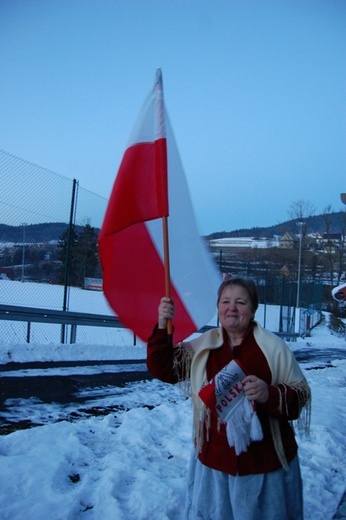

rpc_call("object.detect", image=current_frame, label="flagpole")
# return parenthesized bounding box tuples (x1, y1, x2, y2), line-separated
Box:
(155, 69, 173, 345)
(155, 69, 173, 344)
(162, 215, 173, 343)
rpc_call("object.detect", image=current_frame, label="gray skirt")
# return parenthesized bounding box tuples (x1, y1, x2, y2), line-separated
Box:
(184, 453, 303, 520)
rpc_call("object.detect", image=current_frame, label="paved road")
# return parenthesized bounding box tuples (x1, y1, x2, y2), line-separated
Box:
(0, 360, 153, 434)
(2, 346, 346, 408)
(294, 346, 346, 367)
(1, 346, 346, 435)
(0, 360, 152, 404)
(2, 345, 346, 405)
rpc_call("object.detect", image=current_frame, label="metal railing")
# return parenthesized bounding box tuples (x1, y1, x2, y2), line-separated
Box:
(0, 304, 303, 347)
(0, 304, 125, 345)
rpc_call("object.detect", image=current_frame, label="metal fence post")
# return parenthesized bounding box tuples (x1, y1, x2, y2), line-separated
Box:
(61, 178, 78, 343)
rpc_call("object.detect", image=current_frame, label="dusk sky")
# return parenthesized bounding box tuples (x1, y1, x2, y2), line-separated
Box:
(1, 0, 345, 235)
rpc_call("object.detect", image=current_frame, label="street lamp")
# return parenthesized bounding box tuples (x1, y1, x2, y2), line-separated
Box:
(296, 221, 304, 332)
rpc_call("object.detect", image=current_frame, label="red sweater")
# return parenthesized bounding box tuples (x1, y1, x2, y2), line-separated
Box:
(147, 325, 299, 476)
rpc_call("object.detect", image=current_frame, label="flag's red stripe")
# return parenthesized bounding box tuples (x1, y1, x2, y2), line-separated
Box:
(98, 222, 196, 342)
(100, 139, 168, 238)
(154, 138, 168, 215)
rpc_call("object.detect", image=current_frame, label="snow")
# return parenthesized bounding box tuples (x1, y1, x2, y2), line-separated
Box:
(0, 282, 346, 519)
(210, 236, 280, 249)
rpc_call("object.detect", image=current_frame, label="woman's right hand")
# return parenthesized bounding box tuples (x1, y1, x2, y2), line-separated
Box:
(158, 297, 175, 329)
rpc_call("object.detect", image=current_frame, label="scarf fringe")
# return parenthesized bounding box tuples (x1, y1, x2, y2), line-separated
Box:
(277, 379, 311, 435)
(293, 379, 312, 436)
(271, 379, 312, 471)
(173, 341, 194, 396)
(172, 340, 312, 468)
(172, 342, 209, 454)
(192, 394, 211, 454)
(225, 399, 263, 455)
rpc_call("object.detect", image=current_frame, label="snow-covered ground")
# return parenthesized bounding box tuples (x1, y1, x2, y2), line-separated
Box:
(0, 281, 345, 519)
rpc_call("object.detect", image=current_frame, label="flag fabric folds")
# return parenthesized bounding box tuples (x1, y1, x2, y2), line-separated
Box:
(98, 69, 221, 342)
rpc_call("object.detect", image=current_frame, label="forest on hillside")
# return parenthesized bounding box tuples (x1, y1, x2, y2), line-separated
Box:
(207, 210, 346, 240)
(1, 209, 345, 243)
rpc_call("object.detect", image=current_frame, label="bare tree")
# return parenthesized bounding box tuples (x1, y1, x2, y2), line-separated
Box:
(288, 200, 316, 222)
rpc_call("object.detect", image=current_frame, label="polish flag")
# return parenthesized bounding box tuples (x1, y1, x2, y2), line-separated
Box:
(98, 70, 221, 342)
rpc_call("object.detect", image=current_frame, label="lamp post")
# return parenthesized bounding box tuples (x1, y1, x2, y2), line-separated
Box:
(296, 221, 304, 332)
(21, 222, 27, 282)
(340, 194, 346, 340)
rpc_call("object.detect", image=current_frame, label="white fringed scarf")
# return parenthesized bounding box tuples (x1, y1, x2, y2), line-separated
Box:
(173, 321, 311, 469)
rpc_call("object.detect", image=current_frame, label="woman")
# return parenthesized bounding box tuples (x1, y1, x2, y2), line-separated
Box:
(147, 277, 311, 520)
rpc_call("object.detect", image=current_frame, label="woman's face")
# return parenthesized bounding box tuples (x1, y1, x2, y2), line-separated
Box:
(218, 284, 254, 335)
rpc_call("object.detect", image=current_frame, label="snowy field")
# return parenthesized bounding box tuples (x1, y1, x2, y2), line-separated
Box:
(0, 280, 346, 519)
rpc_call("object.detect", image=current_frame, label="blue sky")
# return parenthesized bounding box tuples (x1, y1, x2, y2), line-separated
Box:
(1, 0, 345, 235)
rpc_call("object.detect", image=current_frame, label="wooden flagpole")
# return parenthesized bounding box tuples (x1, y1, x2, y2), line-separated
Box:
(162, 215, 173, 344)
(155, 69, 173, 344)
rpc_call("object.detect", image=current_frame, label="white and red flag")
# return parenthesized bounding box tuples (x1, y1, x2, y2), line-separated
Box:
(98, 69, 220, 342)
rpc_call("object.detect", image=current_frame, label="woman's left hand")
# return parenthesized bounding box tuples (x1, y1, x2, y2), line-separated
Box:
(242, 375, 269, 404)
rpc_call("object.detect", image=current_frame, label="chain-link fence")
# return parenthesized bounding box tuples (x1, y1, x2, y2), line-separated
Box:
(215, 253, 323, 335)
(0, 149, 114, 343)
(0, 149, 323, 344)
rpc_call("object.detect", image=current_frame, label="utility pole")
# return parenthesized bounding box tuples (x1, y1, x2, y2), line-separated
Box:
(296, 221, 304, 333)
(340, 194, 346, 340)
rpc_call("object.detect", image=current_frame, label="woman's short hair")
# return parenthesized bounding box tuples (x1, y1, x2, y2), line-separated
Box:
(217, 277, 259, 313)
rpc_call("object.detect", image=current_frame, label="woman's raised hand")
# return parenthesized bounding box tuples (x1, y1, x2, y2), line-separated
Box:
(158, 297, 175, 329)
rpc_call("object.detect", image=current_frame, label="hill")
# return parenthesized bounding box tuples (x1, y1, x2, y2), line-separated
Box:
(206, 211, 345, 239)
(0, 223, 89, 243)
(0, 211, 345, 243)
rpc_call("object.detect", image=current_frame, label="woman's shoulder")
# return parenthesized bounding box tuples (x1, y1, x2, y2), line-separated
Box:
(188, 326, 223, 353)
(253, 321, 286, 347)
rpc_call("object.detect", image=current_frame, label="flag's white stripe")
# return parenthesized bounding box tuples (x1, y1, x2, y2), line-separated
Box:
(127, 72, 165, 147)
(154, 69, 166, 141)
(147, 112, 221, 328)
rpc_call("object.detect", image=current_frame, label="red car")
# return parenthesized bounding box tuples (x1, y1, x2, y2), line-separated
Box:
(332, 282, 346, 302)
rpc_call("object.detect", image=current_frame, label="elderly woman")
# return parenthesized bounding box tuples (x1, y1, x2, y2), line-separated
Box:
(147, 277, 311, 520)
